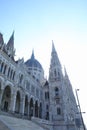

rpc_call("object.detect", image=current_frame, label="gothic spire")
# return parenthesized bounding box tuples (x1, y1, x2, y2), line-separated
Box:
(52, 40, 56, 53)
(31, 49, 35, 59)
(64, 66, 70, 81)
(7, 31, 14, 50)
(64, 66, 67, 76)
(50, 40, 61, 68)
(6, 31, 15, 58)
(0, 33, 4, 44)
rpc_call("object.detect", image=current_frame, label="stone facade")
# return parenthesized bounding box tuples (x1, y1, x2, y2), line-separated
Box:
(0, 33, 83, 130)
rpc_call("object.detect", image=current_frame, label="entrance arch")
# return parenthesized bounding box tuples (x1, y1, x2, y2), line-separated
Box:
(15, 91, 21, 113)
(1, 86, 11, 112)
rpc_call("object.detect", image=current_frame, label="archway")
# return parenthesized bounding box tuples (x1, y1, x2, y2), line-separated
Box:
(1, 86, 11, 112)
(35, 100, 38, 117)
(15, 91, 20, 113)
(24, 95, 28, 116)
(29, 98, 34, 117)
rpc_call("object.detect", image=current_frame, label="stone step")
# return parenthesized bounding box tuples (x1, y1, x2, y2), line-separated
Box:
(0, 115, 46, 130)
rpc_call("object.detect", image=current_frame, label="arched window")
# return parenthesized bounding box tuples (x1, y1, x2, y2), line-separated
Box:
(46, 104, 49, 110)
(7, 67, 11, 78)
(10, 69, 13, 79)
(3, 65, 7, 74)
(57, 107, 61, 115)
(19, 74, 23, 84)
(55, 87, 59, 96)
(54, 69, 57, 77)
(58, 72, 61, 80)
(1, 62, 4, 73)
(12, 71, 15, 80)
(45, 92, 49, 100)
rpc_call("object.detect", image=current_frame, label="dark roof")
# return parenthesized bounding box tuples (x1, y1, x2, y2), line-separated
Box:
(25, 50, 43, 70)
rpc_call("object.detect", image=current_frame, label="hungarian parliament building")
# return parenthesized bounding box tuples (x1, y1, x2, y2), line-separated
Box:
(0, 32, 84, 130)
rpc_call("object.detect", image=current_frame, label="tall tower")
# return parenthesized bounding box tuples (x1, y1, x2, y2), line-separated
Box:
(49, 41, 76, 130)
(49, 41, 65, 126)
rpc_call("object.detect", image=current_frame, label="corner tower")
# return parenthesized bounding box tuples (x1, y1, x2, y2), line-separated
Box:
(49, 41, 66, 129)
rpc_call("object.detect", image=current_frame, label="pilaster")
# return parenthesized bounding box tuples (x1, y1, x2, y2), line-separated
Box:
(9, 91, 16, 113)
(20, 94, 25, 115)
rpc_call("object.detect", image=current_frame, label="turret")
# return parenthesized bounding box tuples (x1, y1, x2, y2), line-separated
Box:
(0, 33, 4, 49)
(48, 41, 64, 122)
(7, 31, 15, 59)
(49, 41, 62, 81)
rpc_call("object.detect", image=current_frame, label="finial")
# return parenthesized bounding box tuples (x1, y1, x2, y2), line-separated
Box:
(31, 49, 35, 59)
(52, 40, 56, 52)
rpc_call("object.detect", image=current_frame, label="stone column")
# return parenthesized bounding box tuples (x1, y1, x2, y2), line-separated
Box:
(20, 95, 25, 116)
(33, 103, 35, 117)
(9, 91, 16, 113)
(38, 106, 39, 118)
(27, 102, 30, 117)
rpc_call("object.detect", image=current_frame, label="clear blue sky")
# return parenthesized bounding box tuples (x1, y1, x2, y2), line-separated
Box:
(0, 0, 87, 126)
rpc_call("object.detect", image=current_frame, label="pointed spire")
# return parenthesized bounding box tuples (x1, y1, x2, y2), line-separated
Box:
(64, 66, 68, 76)
(6, 31, 15, 59)
(52, 40, 56, 52)
(7, 31, 14, 49)
(64, 66, 70, 81)
(31, 49, 35, 59)
(0, 33, 4, 44)
(50, 40, 61, 69)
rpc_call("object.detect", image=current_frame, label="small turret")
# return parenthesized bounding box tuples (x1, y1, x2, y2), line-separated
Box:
(49, 41, 62, 81)
(7, 31, 14, 50)
(0, 33, 4, 48)
(7, 31, 15, 58)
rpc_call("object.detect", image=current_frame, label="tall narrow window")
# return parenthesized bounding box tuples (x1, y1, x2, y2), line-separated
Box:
(7, 67, 10, 78)
(45, 92, 49, 100)
(3, 65, 7, 74)
(1, 62, 4, 73)
(19, 74, 23, 84)
(58, 72, 61, 80)
(55, 87, 59, 96)
(12, 71, 15, 80)
(57, 108, 61, 115)
(54, 69, 57, 77)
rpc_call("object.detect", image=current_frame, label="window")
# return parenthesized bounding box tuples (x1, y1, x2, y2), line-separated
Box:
(3, 65, 7, 74)
(19, 74, 23, 84)
(55, 98, 60, 104)
(46, 104, 49, 110)
(12, 71, 15, 80)
(7, 67, 11, 78)
(1, 62, 4, 73)
(58, 71, 61, 80)
(45, 92, 49, 100)
(54, 69, 57, 77)
(10, 69, 13, 79)
(57, 108, 61, 115)
(55, 87, 59, 96)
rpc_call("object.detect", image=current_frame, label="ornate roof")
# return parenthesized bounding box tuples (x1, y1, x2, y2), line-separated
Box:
(25, 50, 43, 70)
